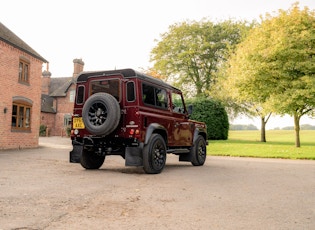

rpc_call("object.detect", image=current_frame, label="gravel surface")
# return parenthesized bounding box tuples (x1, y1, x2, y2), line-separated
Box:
(0, 137, 314, 230)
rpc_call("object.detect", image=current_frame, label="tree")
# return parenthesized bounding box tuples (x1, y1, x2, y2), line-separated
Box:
(226, 3, 315, 147)
(215, 59, 272, 142)
(142, 67, 167, 80)
(150, 19, 250, 97)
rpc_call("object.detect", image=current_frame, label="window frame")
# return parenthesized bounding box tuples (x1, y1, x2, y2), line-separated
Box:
(171, 92, 185, 114)
(64, 114, 72, 127)
(126, 81, 136, 102)
(18, 58, 30, 84)
(69, 89, 76, 102)
(11, 102, 32, 131)
(142, 83, 168, 109)
(76, 85, 85, 105)
(89, 78, 121, 102)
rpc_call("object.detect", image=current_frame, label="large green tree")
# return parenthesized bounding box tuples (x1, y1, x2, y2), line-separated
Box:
(150, 20, 250, 97)
(226, 3, 315, 147)
(217, 60, 272, 142)
(214, 58, 272, 142)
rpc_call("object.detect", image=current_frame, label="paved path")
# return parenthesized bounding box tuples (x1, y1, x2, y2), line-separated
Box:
(0, 137, 314, 229)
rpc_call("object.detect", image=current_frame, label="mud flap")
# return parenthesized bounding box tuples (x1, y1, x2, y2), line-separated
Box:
(70, 144, 83, 163)
(179, 153, 192, 162)
(125, 146, 143, 166)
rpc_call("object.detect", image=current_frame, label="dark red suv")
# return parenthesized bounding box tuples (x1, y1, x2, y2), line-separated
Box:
(70, 69, 207, 174)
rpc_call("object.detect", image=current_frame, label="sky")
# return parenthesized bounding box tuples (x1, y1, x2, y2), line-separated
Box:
(1, 0, 315, 128)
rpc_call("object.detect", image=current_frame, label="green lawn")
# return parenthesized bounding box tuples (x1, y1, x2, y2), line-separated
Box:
(208, 130, 315, 160)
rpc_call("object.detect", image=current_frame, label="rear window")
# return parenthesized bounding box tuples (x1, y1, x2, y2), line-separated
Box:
(76, 86, 85, 104)
(126, 81, 135, 102)
(90, 79, 120, 101)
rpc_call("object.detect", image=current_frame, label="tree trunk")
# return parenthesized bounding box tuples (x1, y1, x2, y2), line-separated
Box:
(260, 116, 266, 142)
(294, 114, 301, 148)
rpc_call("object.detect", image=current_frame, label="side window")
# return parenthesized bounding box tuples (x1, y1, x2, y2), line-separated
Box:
(126, 81, 135, 102)
(142, 84, 155, 106)
(172, 92, 185, 113)
(142, 83, 168, 109)
(155, 88, 167, 108)
(76, 86, 85, 104)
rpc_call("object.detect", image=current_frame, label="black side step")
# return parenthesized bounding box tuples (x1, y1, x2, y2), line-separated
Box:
(167, 149, 190, 154)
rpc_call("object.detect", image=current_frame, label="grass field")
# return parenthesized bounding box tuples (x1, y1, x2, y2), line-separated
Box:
(208, 130, 315, 160)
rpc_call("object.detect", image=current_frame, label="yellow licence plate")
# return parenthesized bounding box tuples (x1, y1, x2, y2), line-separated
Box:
(73, 117, 85, 129)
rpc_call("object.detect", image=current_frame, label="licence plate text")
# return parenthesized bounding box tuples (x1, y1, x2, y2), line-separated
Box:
(73, 117, 85, 129)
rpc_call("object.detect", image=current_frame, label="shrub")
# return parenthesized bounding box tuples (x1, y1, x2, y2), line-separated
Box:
(186, 98, 229, 140)
(39, 124, 47, 136)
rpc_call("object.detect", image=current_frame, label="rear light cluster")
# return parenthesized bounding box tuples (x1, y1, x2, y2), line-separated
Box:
(127, 120, 140, 138)
(129, 129, 140, 135)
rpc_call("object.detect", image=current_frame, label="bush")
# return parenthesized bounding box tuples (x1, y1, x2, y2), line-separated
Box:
(39, 124, 47, 136)
(186, 98, 229, 140)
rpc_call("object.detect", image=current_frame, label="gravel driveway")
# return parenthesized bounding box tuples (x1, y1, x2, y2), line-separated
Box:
(0, 137, 314, 230)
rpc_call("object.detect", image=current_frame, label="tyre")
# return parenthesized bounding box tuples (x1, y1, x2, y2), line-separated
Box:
(143, 134, 167, 174)
(80, 147, 105, 169)
(82, 93, 120, 136)
(191, 135, 207, 166)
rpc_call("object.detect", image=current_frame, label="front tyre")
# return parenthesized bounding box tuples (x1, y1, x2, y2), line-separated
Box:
(191, 135, 207, 166)
(80, 148, 105, 169)
(143, 134, 167, 174)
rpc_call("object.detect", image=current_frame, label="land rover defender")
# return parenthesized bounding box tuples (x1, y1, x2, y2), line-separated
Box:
(70, 69, 207, 174)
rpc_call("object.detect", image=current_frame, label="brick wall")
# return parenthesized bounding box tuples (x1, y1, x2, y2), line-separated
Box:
(0, 40, 43, 149)
(54, 84, 76, 136)
(40, 58, 82, 137)
(40, 112, 56, 136)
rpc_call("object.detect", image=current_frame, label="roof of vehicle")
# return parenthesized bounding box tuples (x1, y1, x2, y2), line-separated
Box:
(76, 68, 181, 91)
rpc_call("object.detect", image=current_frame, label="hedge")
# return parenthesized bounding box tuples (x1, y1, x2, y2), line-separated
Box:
(186, 98, 229, 140)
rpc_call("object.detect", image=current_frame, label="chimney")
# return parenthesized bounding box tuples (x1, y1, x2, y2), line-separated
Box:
(41, 63, 52, 94)
(73, 58, 84, 78)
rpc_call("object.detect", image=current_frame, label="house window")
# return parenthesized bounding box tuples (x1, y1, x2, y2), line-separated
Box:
(11, 103, 31, 130)
(19, 59, 30, 84)
(69, 90, 75, 102)
(64, 114, 72, 126)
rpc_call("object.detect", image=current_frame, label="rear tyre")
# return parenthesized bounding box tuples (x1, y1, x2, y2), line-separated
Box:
(80, 148, 105, 169)
(143, 134, 167, 174)
(191, 135, 207, 166)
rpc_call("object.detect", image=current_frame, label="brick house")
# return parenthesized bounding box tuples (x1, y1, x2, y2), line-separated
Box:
(0, 22, 48, 149)
(41, 59, 84, 136)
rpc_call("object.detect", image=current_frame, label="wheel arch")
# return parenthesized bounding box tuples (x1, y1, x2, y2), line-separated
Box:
(144, 123, 168, 145)
(193, 128, 208, 144)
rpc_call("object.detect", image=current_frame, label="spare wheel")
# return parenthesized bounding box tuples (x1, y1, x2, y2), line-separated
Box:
(82, 93, 121, 136)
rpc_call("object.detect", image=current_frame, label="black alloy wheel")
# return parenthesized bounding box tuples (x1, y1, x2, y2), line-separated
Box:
(143, 134, 167, 174)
